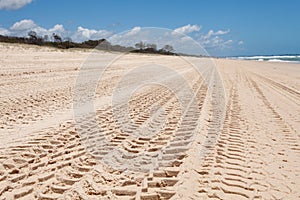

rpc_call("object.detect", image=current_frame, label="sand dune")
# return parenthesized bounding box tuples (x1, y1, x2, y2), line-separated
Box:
(0, 43, 299, 199)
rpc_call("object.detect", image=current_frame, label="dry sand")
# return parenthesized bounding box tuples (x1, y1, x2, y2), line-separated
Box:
(0, 42, 299, 199)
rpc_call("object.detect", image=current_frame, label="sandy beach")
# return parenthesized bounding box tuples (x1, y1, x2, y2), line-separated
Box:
(0, 43, 299, 199)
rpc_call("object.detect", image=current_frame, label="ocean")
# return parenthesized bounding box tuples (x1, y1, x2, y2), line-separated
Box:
(230, 55, 300, 63)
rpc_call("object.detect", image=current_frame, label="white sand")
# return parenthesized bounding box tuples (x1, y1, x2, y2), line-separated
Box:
(0, 43, 299, 199)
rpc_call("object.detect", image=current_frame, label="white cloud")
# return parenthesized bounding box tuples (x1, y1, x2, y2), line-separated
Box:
(214, 29, 230, 35)
(0, 19, 241, 53)
(107, 26, 155, 47)
(72, 26, 113, 42)
(6, 20, 66, 38)
(166, 25, 232, 53)
(203, 29, 230, 40)
(10, 19, 37, 31)
(77, 26, 97, 38)
(0, 27, 10, 35)
(1, 19, 113, 42)
(172, 24, 201, 35)
(91, 30, 113, 39)
(197, 29, 232, 49)
(8, 19, 47, 37)
(125, 26, 141, 36)
(0, 0, 32, 10)
(49, 24, 65, 34)
(180, 36, 192, 42)
(1, 19, 63, 38)
(222, 39, 233, 46)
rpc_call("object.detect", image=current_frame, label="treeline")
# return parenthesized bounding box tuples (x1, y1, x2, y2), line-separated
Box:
(0, 31, 177, 55)
(131, 41, 176, 55)
(0, 31, 134, 51)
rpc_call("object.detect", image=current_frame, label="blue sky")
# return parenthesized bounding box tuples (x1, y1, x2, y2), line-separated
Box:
(0, 0, 299, 56)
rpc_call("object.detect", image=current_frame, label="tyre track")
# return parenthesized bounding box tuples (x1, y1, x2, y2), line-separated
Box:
(247, 73, 299, 155)
(70, 69, 209, 199)
(196, 85, 261, 199)
(0, 67, 209, 200)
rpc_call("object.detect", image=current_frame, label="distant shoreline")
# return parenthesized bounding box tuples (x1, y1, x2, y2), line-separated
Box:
(228, 55, 300, 63)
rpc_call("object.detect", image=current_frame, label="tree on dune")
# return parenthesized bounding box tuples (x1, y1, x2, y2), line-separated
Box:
(28, 31, 38, 41)
(146, 43, 157, 51)
(52, 33, 62, 43)
(135, 41, 145, 50)
(162, 44, 174, 53)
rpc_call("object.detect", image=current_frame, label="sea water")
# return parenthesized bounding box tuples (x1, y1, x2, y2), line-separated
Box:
(231, 55, 300, 63)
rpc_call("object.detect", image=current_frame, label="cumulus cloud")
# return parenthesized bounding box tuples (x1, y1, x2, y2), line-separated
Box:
(170, 25, 234, 51)
(105, 26, 236, 54)
(172, 24, 201, 35)
(10, 19, 37, 31)
(0, 19, 113, 42)
(198, 29, 232, 49)
(109, 26, 150, 47)
(203, 29, 230, 39)
(0, 27, 9, 35)
(0, 0, 32, 10)
(7, 19, 46, 37)
(0, 20, 241, 53)
(125, 26, 141, 36)
(76, 26, 97, 38)
(72, 26, 113, 42)
(6, 19, 60, 38)
(201, 37, 233, 49)
(49, 24, 65, 34)
(214, 29, 230, 35)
